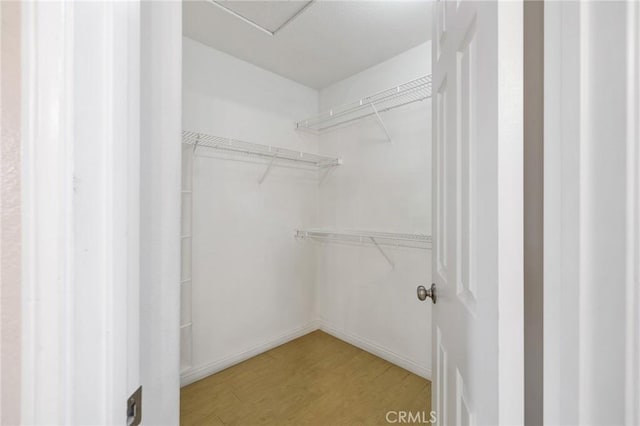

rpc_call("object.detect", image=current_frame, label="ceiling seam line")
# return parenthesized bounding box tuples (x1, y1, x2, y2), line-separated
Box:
(271, 0, 317, 36)
(206, 0, 275, 36)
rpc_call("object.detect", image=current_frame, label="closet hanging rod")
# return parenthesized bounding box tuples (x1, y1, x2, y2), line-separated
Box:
(296, 229, 431, 269)
(295, 229, 432, 250)
(295, 75, 432, 133)
(182, 131, 342, 168)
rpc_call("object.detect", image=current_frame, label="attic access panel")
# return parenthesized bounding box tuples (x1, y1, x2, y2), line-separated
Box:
(209, 0, 315, 36)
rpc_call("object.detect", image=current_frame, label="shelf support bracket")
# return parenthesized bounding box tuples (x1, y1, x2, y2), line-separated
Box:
(370, 237, 395, 269)
(370, 103, 392, 143)
(259, 152, 278, 184)
(318, 165, 336, 185)
(193, 134, 201, 153)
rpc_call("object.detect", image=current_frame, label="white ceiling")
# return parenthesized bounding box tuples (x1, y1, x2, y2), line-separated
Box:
(183, 1, 432, 89)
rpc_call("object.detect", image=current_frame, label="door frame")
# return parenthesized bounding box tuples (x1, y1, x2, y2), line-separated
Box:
(21, 2, 141, 423)
(20, 2, 182, 424)
(544, 2, 640, 424)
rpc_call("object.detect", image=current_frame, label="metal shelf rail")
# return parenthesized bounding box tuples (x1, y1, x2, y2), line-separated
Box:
(295, 228, 432, 268)
(294, 75, 432, 141)
(182, 130, 342, 183)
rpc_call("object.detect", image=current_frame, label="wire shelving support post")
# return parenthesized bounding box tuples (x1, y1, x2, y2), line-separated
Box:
(180, 139, 195, 374)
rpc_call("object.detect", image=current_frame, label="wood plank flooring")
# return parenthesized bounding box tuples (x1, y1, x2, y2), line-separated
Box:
(181, 330, 431, 425)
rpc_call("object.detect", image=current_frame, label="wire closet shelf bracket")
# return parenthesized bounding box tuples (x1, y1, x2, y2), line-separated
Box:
(295, 229, 432, 269)
(183, 131, 342, 184)
(294, 75, 432, 142)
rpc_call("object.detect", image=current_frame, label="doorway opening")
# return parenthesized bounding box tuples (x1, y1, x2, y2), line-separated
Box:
(179, 1, 434, 424)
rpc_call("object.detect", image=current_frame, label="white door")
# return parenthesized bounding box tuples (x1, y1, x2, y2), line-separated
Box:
(429, 1, 524, 425)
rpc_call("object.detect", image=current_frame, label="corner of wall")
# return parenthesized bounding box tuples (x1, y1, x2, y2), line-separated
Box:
(0, 2, 22, 424)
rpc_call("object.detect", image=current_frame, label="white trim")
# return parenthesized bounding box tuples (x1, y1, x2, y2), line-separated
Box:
(180, 321, 320, 387)
(180, 319, 432, 387)
(318, 320, 432, 380)
(544, 2, 640, 424)
(543, 3, 581, 423)
(626, 3, 640, 424)
(138, 2, 182, 423)
(21, 3, 141, 424)
(497, 3, 524, 424)
(21, 3, 76, 422)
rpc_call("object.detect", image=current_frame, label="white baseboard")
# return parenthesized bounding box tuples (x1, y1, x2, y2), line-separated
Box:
(180, 320, 320, 387)
(318, 320, 432, 380)
(180, 319, 431, 386)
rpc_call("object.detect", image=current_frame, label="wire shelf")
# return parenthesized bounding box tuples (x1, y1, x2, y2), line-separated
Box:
(182, 131, 342, 168)
(295, 229, 432, 250)
(295, 75, 432, 133)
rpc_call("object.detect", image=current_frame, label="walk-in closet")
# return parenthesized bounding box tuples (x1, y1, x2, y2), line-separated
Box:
(180, 1, 433, 423)
(15, 0, 547, 423)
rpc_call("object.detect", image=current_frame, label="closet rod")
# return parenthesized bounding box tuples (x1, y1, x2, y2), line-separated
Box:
(296, 229, 432, 269)
(295, 229, 432, 250)
(182, 131, 342, 168)
(295, 75, 432, 133)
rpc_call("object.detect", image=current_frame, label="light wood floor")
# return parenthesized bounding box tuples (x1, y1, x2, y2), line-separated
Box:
(181, 330, 431, 425)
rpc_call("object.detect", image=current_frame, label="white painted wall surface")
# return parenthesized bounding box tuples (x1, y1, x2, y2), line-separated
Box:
(316, 43, 432, 378)
(140, 3, 182, 424)
(0, 2, 21, 423)
(182, 37, 321, 385)
(181, 37, 433, 383)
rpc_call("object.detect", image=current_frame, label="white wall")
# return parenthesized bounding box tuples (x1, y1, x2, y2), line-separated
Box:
(140, 3, 182, 424)
(1, 2, 21, 423)
(181, 37, 432, 384)
(181, 37, 321, 385)
(316, 42, 432, 378)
